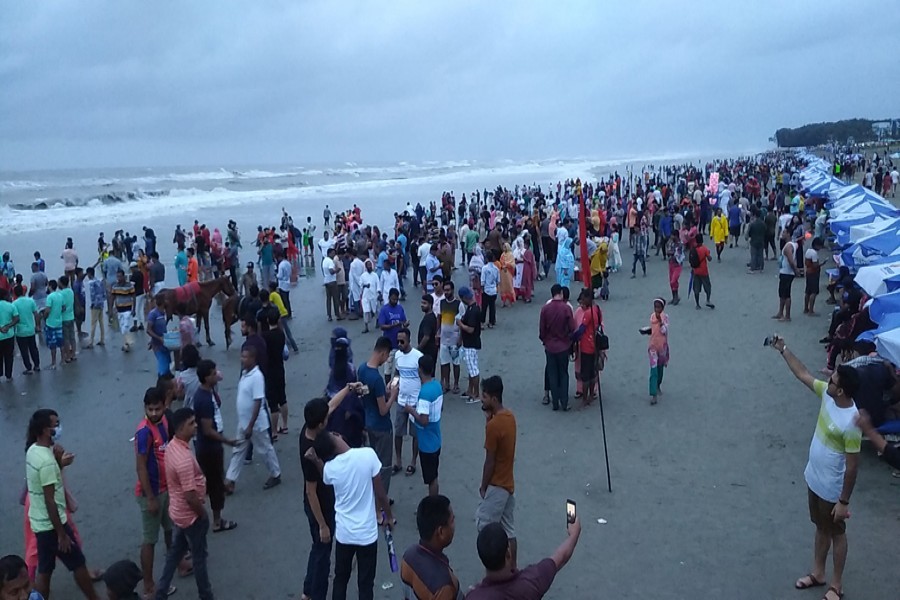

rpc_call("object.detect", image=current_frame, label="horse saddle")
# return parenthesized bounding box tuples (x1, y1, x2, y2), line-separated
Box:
(174, 282, 201, 304)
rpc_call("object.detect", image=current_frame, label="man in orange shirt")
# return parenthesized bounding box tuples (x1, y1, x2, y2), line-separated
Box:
(186, 249, 199, 284)
(155, 408, 215, 600)
(475, 375, 518, 569)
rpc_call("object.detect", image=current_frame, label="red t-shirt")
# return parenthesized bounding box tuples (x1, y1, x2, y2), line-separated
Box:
(692, 245, 711, 277)
(579, 305, 602, 354)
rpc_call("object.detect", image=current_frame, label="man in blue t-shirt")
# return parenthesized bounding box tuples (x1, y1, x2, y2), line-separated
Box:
(727, 202, 743, 248)
(358, 336, 396, 501)
(377, 288, 408, 382)
(145, 294, 171, 377)
(407, 355, 444, 496)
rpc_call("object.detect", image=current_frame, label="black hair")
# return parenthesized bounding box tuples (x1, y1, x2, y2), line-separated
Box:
(550, 283, 562, 296)
(169, 407, 195, 435)
(561, 286, 570, 301)
(181, 344, 200, 369)
(374, 336, 393, 353)
(476, 522, 509, 571)
(695, 233, 704, 245)
(0, 554, 27, 590)
(242, 317, 258, 332)
(26, 409, 58, 451)
(442, 280, 455, 291)
(313, 429, 338, 462)
(835, 364, 861, 399)
(388, 287, 400, 297)
(156, 373, 175, 390)
(304, 398, 329, 429)
(422, 294, 434, 306)
(418, 354, 435, 377)
(416, 494, 452, 541)
(397, 327, 411, 340)
(58, 274, 69, 287)
(242, 344, 258, 361)
(197, 359, 217, 384)
(143, 386, 165, 406)
(852, 340, 877, 356)
(481, 375, 503, 403)
(249, 284, 260, 298)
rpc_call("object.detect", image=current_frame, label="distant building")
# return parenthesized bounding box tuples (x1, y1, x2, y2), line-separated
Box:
(871, 119, 899, 141)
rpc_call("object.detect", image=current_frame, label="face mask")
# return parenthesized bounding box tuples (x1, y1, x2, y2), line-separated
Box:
(51, 424, 62, 443)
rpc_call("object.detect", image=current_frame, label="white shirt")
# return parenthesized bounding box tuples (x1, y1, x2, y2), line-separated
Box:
(418, 242, 432, 267)
(378, 269, 400, 297)
(317, 237, 335, 258)
(276, 259, 292, 292)
(805, 381, 860, 503)
(321, 257, 337, 285)
(323, 447, 382, 545)
(236, 366, 269, 432)
(395, 348, 423, 405)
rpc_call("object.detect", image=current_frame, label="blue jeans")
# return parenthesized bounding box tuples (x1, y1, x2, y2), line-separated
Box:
(303, 500, 334, 600)
(155, 515, 213, 600)
(154, 348, 172, 376)
(545, 350, 570, 410)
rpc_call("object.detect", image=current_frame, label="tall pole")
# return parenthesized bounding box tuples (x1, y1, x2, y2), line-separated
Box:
(576, 178, 590, 288)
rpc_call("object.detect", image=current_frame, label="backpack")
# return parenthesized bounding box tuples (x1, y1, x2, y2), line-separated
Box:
(688, 247, 701, 269)
(591, 306, 609, 351)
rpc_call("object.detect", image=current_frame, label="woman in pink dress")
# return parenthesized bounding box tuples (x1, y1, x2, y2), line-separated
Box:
(645, 298, 670, 405)
(520, 234, 537, 303)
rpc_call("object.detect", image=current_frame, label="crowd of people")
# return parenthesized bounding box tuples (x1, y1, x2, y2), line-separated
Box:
(3, 145, 900, 599)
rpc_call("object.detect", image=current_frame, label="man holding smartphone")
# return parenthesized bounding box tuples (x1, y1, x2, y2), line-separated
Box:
(467, 511, 582, 598)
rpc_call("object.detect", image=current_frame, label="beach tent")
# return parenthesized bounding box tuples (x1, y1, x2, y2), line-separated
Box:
(841, 227, 900, 268)
(869, 290, 900, 324)
(804, 175, 847, 198)
(854, 260, 900, 297)
(876, 327, 900, 369)
(827, 184, 867, 206)
(848, 216, 900, 244)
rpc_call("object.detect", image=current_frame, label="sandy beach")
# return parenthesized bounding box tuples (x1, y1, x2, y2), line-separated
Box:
(2, 184, 900, 599)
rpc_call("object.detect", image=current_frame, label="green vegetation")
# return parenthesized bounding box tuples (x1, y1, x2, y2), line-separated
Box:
(775, 118, 881, 147)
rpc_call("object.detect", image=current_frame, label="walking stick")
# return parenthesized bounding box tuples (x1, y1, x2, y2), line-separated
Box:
(597, 374, 613, 493)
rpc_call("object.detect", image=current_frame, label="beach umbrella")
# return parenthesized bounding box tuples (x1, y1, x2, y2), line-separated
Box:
(870, 291, 900, 324)
(841, 227, 900, 268)
(854, 260, 900, 297)
(848, 217, 900, 244)
(876, 327, 900, 369)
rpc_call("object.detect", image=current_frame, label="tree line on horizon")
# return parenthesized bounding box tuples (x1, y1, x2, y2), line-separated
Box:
(774, 118, 894, 147)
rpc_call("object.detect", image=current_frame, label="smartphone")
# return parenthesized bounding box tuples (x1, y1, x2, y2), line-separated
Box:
(566, 499, 576, 525)
(763, 335, 775, 346)
(390, 376, 400, 389)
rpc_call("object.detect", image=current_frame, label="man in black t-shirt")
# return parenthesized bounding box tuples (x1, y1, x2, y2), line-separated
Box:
(299, 386, 359, 600)
(456, 287, 482, 403)
(417, 294, 439, 365)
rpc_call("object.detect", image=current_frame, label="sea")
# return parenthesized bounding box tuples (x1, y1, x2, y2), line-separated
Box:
(0, 153, 721, 275)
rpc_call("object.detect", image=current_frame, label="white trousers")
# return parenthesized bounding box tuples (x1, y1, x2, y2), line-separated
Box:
(225, 427, 281, 482)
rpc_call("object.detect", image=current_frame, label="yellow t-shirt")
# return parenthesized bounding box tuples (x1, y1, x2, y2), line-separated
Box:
(269, 291, 288, 317)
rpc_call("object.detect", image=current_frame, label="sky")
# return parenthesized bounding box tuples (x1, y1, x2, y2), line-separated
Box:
(1, 0, 897, 170)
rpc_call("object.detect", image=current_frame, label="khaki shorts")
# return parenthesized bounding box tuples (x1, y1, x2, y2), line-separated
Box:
(475, 485, 516, 539)
(807, 487, 846, 535)
(137, 491, 173, 545)
(393, 399, 415, 437)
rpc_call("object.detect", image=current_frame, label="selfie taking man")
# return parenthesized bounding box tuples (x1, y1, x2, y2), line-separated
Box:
(770, 335, 860, 600)
(467, 515, 581, 599)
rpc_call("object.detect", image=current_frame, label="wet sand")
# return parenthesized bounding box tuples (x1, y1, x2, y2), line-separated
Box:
(2, 232, 900, 599)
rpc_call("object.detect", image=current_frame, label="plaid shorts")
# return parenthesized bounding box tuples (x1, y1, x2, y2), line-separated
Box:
(45, 326, 63, 349)
(461, 347, 479, 377)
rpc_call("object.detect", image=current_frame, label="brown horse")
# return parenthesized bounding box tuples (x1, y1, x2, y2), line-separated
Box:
(158, 277, 238, 348)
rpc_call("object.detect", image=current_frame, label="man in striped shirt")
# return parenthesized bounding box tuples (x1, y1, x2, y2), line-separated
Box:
(155, 408, 215, 600)
(400, 495, 462, 600)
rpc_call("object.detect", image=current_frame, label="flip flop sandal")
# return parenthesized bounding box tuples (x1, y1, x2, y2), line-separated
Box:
(822, 587, 843, 600)
(213, 519, 238, 533)
(391, 465, 402, 475)
(405, 465, 416, 476)
(794, 574, 825, 590)
(277, 427, 289, 435)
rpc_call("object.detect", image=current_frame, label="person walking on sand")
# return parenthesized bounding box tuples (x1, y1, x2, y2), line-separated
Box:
(573, 288, 603, 408)
(803, 237, 826, 317)
(642, 298, 669, 405)
(665, 230, 684, 305)
(768, 336, 860, 600)
(392, 328, 422, 477)
(773, 235, 800, 322)
(689, 234, 714, 310)
(710, 207, 728, 261)
(359, 260, 379, 333)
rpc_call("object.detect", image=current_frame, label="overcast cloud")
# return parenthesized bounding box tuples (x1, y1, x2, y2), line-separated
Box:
(1, 0, 897, 170)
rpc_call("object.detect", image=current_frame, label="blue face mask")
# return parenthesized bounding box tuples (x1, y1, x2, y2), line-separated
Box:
(51, 424, 62, 444)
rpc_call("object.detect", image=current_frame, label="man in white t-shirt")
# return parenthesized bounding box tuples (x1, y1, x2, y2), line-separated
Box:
(770, 336, 860, 600)
(891, 168, 899, 197)
(317, 231, 335, 274)
(276, 256, 293, 318)
(392, 329, 423, 475)
(322, 248, 341, 322)
(306, 429, 393, 600)
(417, 239, 432, 288)
(224, 347, 282, 490)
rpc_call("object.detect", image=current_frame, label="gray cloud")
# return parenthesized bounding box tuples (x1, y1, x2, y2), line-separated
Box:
(1, 0, 897, 169)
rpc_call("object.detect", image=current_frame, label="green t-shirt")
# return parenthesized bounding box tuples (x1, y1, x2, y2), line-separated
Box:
(0, 300, 19, 341)
(13, 296, 37, 337)
(45, 291, 63, 328)
(60, 287, 75, 322)
(26, 444, 67, 533)
(465, 229, 479, 252)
